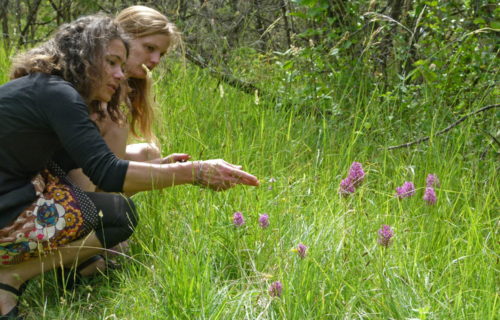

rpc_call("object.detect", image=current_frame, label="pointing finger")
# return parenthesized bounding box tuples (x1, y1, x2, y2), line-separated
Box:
(230, 169, 259, 186)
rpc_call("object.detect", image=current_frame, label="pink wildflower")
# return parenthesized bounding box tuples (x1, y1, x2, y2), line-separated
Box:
(348, 162, 365, 187)
(233, 211, 245, 226)
(269, 281, 283, 297)
(423, 187, 437, 205)
(395, 181, 416, 198)
(339, 162, 365, 195)
(426, 174, 440, 187)
(378, 225, 394, 247)
(258, 214, 269, 229)
(339, 177, 355, 195)
(297, 243, 308, 259)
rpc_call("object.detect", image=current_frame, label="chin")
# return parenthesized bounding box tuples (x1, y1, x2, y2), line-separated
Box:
(133, 72, 147, 80)
(100, 94, 112, 103)
(132, 67, 148, 79)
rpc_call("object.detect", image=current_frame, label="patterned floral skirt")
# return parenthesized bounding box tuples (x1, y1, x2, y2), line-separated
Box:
(0, 163, 98, 265)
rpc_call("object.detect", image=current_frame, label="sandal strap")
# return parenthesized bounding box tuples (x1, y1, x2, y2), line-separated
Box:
(0, 283, 20, 297)
(18, 282, 28, 295)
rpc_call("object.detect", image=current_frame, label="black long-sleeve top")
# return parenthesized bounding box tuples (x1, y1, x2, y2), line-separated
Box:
(0, 73, 129, 228)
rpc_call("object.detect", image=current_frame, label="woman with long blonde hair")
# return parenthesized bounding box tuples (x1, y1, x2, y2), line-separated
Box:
(69, 6, 188, 193)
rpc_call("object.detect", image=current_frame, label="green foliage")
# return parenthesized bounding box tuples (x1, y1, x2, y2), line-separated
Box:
(274, 0, 498, 117)
(1, 1, 103, 49)
(0, 45, 11, 83)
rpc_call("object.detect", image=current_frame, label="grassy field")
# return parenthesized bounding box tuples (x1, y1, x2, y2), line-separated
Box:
(3, 55, 499, 319)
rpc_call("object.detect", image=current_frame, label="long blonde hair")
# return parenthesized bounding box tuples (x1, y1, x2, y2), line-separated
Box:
(116, 5, 181, 141)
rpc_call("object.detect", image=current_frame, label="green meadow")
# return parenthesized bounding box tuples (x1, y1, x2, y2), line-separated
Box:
(1, 48, 498, 319)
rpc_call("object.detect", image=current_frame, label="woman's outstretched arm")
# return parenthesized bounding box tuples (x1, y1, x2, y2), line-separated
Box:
(122, 159, 259, 193)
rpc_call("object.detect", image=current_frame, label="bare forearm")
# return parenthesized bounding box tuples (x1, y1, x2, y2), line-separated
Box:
(122, 161, 196, 193)
(122, 158, 259, 193)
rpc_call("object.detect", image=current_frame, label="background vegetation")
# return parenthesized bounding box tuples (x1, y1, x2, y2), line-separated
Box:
(1, 0, 498, 319)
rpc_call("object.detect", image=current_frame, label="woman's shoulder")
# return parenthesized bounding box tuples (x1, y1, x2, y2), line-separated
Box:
(32, 73, 75, 90)
(1, 73, 77, 103)
(10, 73, 76, 95)
(6, 73, 88, 117)
(29, 73, 84, 103)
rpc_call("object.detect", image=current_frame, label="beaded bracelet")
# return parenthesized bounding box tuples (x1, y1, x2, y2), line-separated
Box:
(195, 161, 204, 185)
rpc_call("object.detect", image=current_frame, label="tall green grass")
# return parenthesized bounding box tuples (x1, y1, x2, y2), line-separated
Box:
(1, 46, 498, 319)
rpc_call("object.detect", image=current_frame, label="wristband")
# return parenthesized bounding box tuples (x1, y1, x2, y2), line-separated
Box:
(195, 161, 204, 185)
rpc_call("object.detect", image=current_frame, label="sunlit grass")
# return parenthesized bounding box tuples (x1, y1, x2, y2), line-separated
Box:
(0, 45, 497, 319)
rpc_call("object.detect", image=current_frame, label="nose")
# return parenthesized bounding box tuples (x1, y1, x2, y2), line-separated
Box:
(150, 52, 161, 66)
(114, 66, 125, 80)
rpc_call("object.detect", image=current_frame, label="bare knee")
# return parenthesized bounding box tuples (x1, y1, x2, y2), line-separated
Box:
(146, 144, 161, 160)
(102, 122, 128, 159)
(92, 110, 128, 159)
(125, 143, 161, 162)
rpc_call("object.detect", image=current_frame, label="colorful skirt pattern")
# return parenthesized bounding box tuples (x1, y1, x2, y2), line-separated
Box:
(0, 163, 98, 265)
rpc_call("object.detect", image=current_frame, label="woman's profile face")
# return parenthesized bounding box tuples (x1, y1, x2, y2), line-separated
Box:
(92, 39, 126, 102)
(126, 33, 170, 79)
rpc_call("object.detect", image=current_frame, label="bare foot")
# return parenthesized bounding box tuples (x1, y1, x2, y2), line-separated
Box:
(0, 292, 17, 316)
(106, 241, 130, 258)
(77, 256, 107, 277)
(0, 278, 23, 316)
(71, 240, 130, 277)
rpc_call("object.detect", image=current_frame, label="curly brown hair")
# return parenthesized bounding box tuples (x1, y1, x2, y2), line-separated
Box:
(10, 14, 130, 119)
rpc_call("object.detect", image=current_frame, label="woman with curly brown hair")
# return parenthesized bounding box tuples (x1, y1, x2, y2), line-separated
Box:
(0, 13, 258, 319)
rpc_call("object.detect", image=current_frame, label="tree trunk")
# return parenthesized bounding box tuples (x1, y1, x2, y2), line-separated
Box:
(230, 0, 238, 12)
(18, 0, 42, 46)
(176, 0, 189, 20)
(280, 0, 291, 48)
(403, 0, 418, 75)
(0, 0, 9, 50)
(380, 0, 405, 74)
(326, 0, 348, 27)
(253, 0, 267, 51)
